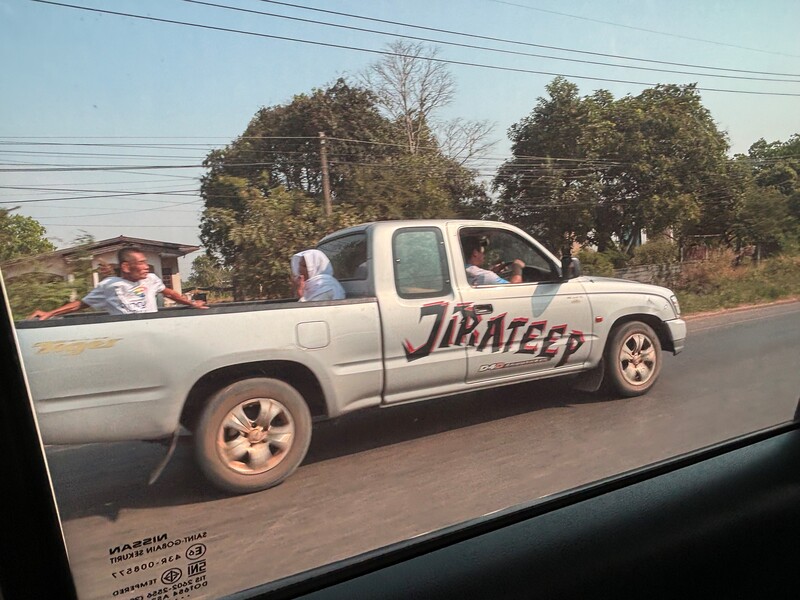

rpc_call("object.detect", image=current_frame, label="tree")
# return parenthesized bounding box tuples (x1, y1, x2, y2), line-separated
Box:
(733, 185, 796, 257)
(340, 153, 482, 220)
(186, 255, 231, 289)
(202, 178, 363, 299)
(361, 40, 455, 155)
(492, 78, 601, 252)
(602, 84, 731, 249)
(200, 76, 489, 297)
(436, 117, 497, 168)
(743, 134, 800, 246)
(3, 233, 94, 320)
(202, 79, 396, 199)
(361, 41, 496, 166)
(200, 79, 398, 278)
(493, 79, 733, 255)
(0, 209, 56, 262)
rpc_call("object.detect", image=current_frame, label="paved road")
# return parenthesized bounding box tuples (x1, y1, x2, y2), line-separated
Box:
(45, 302, 800, 600)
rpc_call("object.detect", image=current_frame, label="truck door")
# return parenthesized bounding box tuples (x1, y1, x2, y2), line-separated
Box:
(450, 225, 594, 384)
(379, 226, 467, 404)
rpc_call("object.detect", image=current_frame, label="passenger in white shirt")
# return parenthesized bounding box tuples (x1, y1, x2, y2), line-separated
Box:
(27, 247, 206, 320)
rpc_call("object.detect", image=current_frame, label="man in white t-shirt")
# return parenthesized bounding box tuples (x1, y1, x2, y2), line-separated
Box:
(462, 236, 525, 286)
(27, 247, 207, 320)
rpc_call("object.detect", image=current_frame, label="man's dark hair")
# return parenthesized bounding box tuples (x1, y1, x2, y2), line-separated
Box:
(118, 246, 144, 265)
(461, 237, 485, 262)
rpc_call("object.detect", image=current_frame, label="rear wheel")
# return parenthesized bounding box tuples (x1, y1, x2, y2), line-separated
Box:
(604, 321, 662, 397)
(195, 378, 312, 494)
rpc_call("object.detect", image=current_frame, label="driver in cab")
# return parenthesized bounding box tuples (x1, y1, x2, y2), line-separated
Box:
(462, 236, 525, 286)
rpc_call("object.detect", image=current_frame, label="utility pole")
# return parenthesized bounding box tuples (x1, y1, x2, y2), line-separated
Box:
(319, 131, 332, 216)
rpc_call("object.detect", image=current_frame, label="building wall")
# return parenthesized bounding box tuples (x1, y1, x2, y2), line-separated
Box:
(1, 257, 68, 281)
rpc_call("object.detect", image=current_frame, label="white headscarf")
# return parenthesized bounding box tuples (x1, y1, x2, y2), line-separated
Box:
(290, 249, 346, 302)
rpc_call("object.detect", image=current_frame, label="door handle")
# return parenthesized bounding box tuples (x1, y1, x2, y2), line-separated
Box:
(474, 304, 493, 314)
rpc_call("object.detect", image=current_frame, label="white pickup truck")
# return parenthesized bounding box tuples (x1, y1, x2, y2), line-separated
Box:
(15, 220, 685, 494)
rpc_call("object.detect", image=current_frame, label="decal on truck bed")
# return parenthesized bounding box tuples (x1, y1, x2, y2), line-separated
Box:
(33, 337, 121, 356)
(403, 302, 584, 367)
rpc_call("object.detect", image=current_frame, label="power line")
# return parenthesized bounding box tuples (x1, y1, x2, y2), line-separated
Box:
(0, 177, 202, 186)
(3, 138, 793, 164)
(29, 1, 800, 97)
(26, 200, 202, 219)
(35, 222, 202, 228)
(488, 0, 800, 59)
(0, 164, 203, 172)
(0, 190, 198, 204)
(0, 149, 207, 160)
(24, 205, 201, 213)
(3, 149, 790, 176)
(0, 185, 198, 194)
(0, 137, 317, 146)
(182, 0, 800, 83)
(255, 0, 800, 76)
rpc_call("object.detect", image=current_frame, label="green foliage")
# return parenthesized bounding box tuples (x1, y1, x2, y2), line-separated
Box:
(493, 79, 734, 254)
(597, 245, 630, 269)
(9, 235, 97, 321)
(203, 79, 397, 195)
(736, 136, 800, 253)
(676, 253, 800, 314)
(4, 272, 79, 320)
(202, 180, 363, 299)
(630, 237, 679, 266)
(200, 77, 486, 297)
(200, 79, 396, 268)
(0, 209, 56, 262)
(341, 153, 475, 220)
(492, 78, 598, 251)
(186, 255, 231, 289)
(576, 248, 615, 277)
(184, 254, 231, 289)
(733, 186, 797, 256)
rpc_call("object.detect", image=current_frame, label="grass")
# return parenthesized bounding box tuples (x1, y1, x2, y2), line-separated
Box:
(675, 253, 800, 315)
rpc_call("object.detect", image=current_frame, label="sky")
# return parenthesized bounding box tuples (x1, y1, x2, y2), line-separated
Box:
(1, 0, 799, 273)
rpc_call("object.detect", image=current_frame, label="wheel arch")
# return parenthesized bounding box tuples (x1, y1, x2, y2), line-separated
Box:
(608, 313, 675, 353)
(180, 361, 328, 433)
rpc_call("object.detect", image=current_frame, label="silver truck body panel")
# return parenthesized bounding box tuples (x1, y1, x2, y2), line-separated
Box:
(19, 299, 383, 443)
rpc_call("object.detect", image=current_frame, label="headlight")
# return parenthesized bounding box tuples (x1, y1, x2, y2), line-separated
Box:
(669, 294, 681, 317)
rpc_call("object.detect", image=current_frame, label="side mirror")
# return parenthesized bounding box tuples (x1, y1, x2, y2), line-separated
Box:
(561, 256, 582, 280)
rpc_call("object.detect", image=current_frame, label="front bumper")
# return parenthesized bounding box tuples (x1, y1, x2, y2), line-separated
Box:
(664, 318, 687, 354)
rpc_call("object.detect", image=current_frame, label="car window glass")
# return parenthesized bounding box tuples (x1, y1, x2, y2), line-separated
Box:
(318, 233, 368, 281)
(392, 228, 450, 298)
(460, 226, 557, 283)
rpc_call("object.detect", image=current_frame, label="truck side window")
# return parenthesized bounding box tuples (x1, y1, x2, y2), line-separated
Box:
(317, 233, 368, 281)
(460, 227, 558, 284)
(392, 228, 451, 299)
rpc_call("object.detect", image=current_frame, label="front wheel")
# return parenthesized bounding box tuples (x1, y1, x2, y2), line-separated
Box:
(195, 378, 312, 494)
(604, 321, 662, 397)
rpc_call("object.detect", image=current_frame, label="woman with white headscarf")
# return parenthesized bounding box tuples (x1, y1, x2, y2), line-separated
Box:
(290, 249, 346, 302)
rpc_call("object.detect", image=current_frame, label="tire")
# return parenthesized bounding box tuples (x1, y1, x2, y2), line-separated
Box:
(194, 378, 312, 494)
(604, 321, 662, 397)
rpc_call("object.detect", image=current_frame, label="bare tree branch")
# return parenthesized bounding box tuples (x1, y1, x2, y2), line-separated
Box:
(437, 117, 497, 167)
(361, 40, 456, 154)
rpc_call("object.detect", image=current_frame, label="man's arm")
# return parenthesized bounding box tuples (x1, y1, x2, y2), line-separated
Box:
(488, 259, 525, 284)
(27, 300, 88, 321)
(508, 259, 525, 284)
(161, 287, 208, 309)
